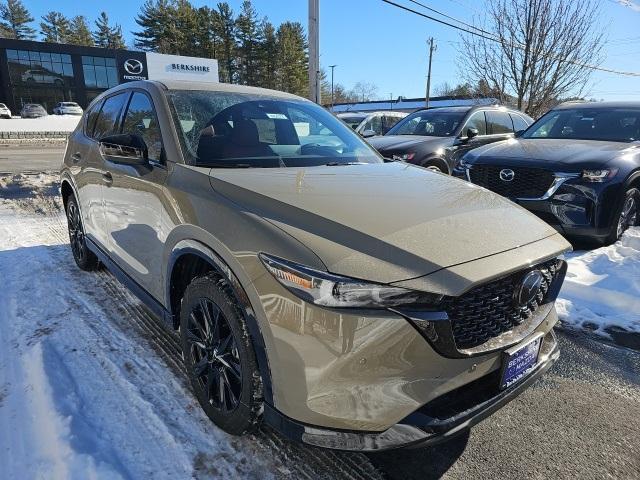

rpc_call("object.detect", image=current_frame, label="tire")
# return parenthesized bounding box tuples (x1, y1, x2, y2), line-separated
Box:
(607, 187, 639, 244)
(65, 196, 99, 271)
(180, 273, 263, 435)
(420, 159, 449, 174)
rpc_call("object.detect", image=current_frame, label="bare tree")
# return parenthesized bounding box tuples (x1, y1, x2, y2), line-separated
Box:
(349, 81, 378, 102)
(459, 0, 605, 117)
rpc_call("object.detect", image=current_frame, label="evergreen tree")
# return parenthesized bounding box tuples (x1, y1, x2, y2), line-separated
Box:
(194, 6, 216, 58)
(213, 2, 237, 83)
(93, 12, 125, 49)
(275, 22, 308, 96)
(259, 20, 277, 89)
(0, 0, 35, 40)
(40, 11, 70, 43)
(235, 0, 263, 86)
(134, 0, 183, 54)
(67, 16, 94, 46)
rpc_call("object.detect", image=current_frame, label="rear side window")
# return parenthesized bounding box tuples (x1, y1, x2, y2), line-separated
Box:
(122, 92, 164, 162)
(510, 113, 530, 132)
(92, 92, 129, 140)
(486, 111, 514, 134)
(85, 100, 103, 136)
(463, 111, 487, 135)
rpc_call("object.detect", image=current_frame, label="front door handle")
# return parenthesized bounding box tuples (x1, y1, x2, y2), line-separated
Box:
(102, 171, 113, 185)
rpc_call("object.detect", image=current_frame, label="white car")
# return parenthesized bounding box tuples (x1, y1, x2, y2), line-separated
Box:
(0, 103, 11, 119)
(53, 102, 83, 116)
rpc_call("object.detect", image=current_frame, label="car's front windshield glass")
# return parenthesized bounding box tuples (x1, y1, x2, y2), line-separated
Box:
(168, 90, 383, 168)
(522, 107, 640, 142)
(386, 109, 466, 136)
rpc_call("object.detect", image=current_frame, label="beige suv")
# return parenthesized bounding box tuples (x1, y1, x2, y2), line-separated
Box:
(60, 80, 570, 451)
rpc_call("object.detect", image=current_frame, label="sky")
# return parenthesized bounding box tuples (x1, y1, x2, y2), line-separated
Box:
(24, 0, 640, 101)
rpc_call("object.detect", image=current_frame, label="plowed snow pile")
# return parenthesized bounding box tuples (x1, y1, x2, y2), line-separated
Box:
(557, 227, 640, 338)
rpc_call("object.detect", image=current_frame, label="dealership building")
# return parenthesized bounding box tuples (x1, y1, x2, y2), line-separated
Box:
(0, 38, 219, 113)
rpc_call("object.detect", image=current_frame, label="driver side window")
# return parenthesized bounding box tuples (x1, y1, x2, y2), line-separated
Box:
(463, 111, 487, 135)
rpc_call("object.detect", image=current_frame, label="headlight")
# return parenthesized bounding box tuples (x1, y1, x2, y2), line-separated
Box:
(392, 153, 415, 162)
(581, 169, 618, 182)
(260, 253, 442, 309)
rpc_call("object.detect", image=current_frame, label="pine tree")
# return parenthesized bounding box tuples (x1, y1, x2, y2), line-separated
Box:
(93, 12, 125, 49)
(213, 2, 237, 83)
(67, 16, 94, 46)
(259, 20, 277, 89)
(40, 11, 70, 43)
(235, 0, 263, 86)
(275, 22, 308, 96)
(134, 0, 182, 54)
(0, 0, 36, 40)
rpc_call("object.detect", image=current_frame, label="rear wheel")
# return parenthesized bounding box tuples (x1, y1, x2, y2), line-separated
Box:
(180, 273, 262, 435)
(65, 196, 99, 271)
(607, 187, 639, 244)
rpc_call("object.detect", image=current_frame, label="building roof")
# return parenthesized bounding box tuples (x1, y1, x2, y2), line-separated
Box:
(329, 95, 499, 113)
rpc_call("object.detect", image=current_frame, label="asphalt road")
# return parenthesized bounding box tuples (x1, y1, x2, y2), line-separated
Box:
(0, 144, 66, 173)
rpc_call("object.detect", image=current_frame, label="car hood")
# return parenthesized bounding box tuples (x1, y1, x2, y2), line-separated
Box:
(467, 138, 639, 169)
(367, 135, 451, 154)
(208, 162, 559, 284)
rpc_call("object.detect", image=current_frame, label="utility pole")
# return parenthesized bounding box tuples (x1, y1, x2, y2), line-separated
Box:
(308, 0, 320, 104)
(425, 37, 436, 108)
(329, 64, 337, 111)
(389, 92, 393, 110)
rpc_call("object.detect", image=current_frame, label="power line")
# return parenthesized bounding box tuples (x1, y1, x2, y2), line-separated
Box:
(406, 0, 494, 38)
(380, 0, 640, 77)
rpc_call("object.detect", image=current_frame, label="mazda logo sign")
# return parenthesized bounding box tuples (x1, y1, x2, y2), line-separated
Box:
(514, 270, 544, 308)
(124, 59, 144, 75)
(499, 168, 515, 182)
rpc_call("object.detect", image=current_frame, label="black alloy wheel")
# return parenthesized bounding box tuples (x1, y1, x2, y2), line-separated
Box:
(609, 188, 639, 244)
(66, 196, 99, 271)
(180, 273, 263, 435)
(186, 298, 242, 412)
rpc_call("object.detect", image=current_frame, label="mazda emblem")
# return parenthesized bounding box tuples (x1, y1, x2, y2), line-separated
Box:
(124, 59, 144, 75)
(499, 168, 515, 182)
(514, 270, 544, 308)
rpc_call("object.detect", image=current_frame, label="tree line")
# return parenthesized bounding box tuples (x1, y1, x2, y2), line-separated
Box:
(0, 0, 378, 102)
(0, 0, 125, 49)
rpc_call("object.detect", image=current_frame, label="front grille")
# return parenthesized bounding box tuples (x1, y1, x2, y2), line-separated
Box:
(469, 165, 555, 198)
(442, 259, 563, 350)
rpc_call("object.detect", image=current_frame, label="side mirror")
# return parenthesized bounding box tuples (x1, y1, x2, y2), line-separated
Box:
(361, 129, 377, 138)
(466, 127, 479, 139)
(99, 134, 148, 165)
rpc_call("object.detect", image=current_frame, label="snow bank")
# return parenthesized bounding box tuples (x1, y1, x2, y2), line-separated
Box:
(0, 115, 80, 132)
(557, 227, 640, 336)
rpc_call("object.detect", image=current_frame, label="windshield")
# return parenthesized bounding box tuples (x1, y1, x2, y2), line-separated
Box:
(168, 90, 382, 168)
(522, 107, 640, 142)
(386, 109, 466, 136)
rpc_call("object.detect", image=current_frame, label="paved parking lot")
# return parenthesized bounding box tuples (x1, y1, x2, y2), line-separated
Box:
(0, 144, 66, 174)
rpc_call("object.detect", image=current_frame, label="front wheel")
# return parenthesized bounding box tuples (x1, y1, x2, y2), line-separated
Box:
(180, 273, 263, 435)
(607, 187, 639, 244)
(66, 196, 99, 271)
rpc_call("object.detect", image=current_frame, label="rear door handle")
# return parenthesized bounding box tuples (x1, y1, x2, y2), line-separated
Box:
(102, 171, 113, 185)
(71, 152, 81, 163)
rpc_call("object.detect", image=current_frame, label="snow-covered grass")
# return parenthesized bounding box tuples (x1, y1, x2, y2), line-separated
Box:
(557, 228, 640, 338)
(0, 115, 80, 132)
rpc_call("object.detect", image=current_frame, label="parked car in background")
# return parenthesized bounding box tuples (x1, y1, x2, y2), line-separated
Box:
(337, 111, 407, 137)
(456, 101, 640, 245)
(53, 101, 83, 115)
(60, 79, 569, 451)
(20, 103, 47, 118)
(368, 105, 533, 173)
(0, 103, 11, 118)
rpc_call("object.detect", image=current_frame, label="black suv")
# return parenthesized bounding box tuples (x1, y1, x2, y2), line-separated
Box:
(367, 105, 532, 174)
(455, 101, 640, 245)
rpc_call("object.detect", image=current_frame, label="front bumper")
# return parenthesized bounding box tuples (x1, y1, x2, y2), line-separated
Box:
(265, 329, 560, 451)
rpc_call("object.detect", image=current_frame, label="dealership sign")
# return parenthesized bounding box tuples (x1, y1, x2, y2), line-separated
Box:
(146, 52, 219, 82)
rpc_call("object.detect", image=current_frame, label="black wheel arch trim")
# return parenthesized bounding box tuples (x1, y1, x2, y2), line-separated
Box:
(418, 156, 450, 174)
(166, 240, 274, 405)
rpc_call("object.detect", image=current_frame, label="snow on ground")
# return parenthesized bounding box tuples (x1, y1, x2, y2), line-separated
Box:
(557, 227, 640, 337)
(0, 174, 383, 480)
(0, 115, 80, 132)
